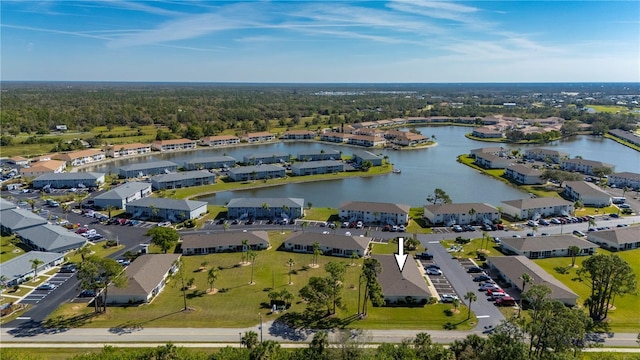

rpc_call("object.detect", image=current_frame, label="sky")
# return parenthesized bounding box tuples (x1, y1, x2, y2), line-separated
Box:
(1, 0, 639, 83)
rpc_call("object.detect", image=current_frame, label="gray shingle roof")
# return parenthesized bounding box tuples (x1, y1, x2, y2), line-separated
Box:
(372, 254, 431, 298)
(109, 254, 181, 298)
(0, 251, 65, 283)
(34, 172, 104, 181)
(0, 198, 18, 212)
(291, 160, 344, 170)
(506, 164, 543, 176)
(285, 232, 371, 253)
(182, 231, 270, 249)
(0, 208, 48, 231)
(297, 149, 341, 157)
(563, 158, 614, 168)
(184, 156, 236, 165)
(227, 197, 304, 209)
(126, 197, 208, 212)
(228, 164, 284, 175)
(564, 181, 610, 197)
(424, 203, 498, 214)
(94, 182, 151, 201)
(502, 197, 573, 209)
(151, 170, 214, 183)
(351, 150, 381, 160)
(340, 201, 410, 215)
(501, 234, 595, 252)
(16, 224, 87, 252)
(119, 160, 179, 172)
(488, 256, 578, 302)
(587, 226, 640, 246)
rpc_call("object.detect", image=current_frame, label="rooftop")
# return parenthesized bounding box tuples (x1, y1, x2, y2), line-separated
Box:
(109, 254, 181, 297)
(501, 234, 595, 252)
(94, 182, 151, 201)
(126, 197, 208, 211)
(340, 201, 410, 214)
(371, 254, 431, 298)
(119, 160, 179, 172)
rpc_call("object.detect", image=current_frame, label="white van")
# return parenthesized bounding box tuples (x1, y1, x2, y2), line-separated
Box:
(491, 292, 510, 300)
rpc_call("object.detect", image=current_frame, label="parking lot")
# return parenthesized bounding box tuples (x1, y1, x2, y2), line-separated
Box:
(20, 272, 75, 305)
(419, 258, 458, 300)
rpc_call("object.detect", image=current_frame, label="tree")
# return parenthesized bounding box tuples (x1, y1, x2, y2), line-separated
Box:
(519, 273, 532, 317)
(26, 198, 36, 211)
(61, 203, 70, 219)
(172, 259, 189, 311)
(223, 222, 230, 232)
(587, 216, 596, 231)
(30, 258, 44, 279)
(241, 239, 249, 264)
(312, 241, 321, 266)
(350, 251, 359, 266)
(361, 258, 384, 316)
(325, 261, 347, 315)
(300, 221, 309, 233)
(207, 267, 218, 293)
(76, 245, 92, 262)
(299, 276, 333, 315)
(309, 330, 329, 357)
(105, 205, 115, 219)
(581, 254, 637, 321)
(426, 188, 452, 205)
(241, 330, 259, 349)
(248, 250, 257, 285)
(464, 291, 477, 320)
(568, 245, 581, 268)
(146, 227, 179, 254)
(76, 256, 127, 313)
(286, 258, 295, 285)
(592, 166, 613, 185)
(361, 160, 373, 171)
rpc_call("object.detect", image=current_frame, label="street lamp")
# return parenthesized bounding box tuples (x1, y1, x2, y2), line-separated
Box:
(239, 332, 242, 347)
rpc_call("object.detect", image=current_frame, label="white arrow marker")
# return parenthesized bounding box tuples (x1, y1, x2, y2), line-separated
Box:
(394, 237, 408, 272)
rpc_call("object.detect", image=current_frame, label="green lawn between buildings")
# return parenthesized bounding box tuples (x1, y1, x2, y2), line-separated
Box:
(45, 232, 474, 331)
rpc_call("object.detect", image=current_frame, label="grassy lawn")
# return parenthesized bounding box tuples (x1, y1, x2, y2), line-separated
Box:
(65, 243, 125, 265)
(1, 235, 27, 263)
(574, 205, 619, 217)
(46, 231, 473, 330)
(605, 133, 640, 152)
(304, 207, 338, 222)
(533, 248, 640, 333)
(589, 105, 636, 114)
(520, 185, 562, 199)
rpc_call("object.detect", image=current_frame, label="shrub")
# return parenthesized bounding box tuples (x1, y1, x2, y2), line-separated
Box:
(444, 309, 454, 316)
(428, 297, 438, 305)
(443, 322, 457, 330)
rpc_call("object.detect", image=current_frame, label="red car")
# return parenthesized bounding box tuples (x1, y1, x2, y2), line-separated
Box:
(75, 227, 88, 234)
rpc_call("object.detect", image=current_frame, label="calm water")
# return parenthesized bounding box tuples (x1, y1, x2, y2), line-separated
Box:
(89, 127, 639, 208)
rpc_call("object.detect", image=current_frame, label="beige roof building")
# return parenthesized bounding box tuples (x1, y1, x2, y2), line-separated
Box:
(19, 160, 66, 177)
(108, 254, 181, 304)
(586, 226, 640, 251)
(372, 254, 432, 304)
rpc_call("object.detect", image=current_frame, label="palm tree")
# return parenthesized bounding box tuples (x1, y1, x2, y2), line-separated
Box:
(241, 330, 259, 349)
(452, 298, 460, 313)
(568, 245, 581, 268)
(518, 273, 532, 317)
(300, 221, 309, 232)
(248, 250, 257, 285)
(76, 245, 91, 262)
(350, 252, 360, 266)
(207, 267, 218, 293)
(61, 203, 70, 220)
(310, 331, 329, 356)
(312, 242, 321, 266)
(241, 239, 249, 264)
(481, 231, 489, 251)
(286, 258, 295, 285)
(105, 205, 115, 219)
(464, 291, 477, 320)
(223, 223, 230, 232)
(26, 198, 36, 211)
(587, 217, 596, 231)
(30, 258, 44, 279)
(261, 202, 270, 218)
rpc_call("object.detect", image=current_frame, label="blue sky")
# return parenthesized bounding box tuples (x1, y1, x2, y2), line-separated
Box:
(2, 1, 639, 82)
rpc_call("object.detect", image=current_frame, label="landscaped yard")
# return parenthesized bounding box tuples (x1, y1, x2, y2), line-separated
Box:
(46, 231, 473, 330)
(533, 248, 640, 333)
(0, 235, 27, 263)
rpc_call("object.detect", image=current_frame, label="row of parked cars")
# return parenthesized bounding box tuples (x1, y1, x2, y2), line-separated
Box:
(468, 266, 516, 306)
(452, 223, 503, 232)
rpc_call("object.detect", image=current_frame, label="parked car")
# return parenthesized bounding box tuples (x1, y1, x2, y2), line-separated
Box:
(36, 282, 57, 291)
(416, 252, 434, 260)
(441, 294, 459, 303)
(78, 289, 96, 298)
(426, 268, 443, 276)
(480, 283, 501, 291)
(538, 219, 549, 226)
(573, 230, 586, 237)
(490, 292, 510, 300)
(398, 225, 406, 232)
(495, 296, 517, 306)
(356, 221, 363, 229)
(473, 274, 491, 282)
(467, 266, 483, 273)
(425, 264, 441, 270)
(527, 220, 538, 227)
(59, 264, 77, 273)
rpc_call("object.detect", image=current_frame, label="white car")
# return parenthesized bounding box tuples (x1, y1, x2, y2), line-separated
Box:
(479, 283, 502, 291)
(398, 225, 406, 232)
(441, 294, 459, 303)
(426, 268, 442, 275)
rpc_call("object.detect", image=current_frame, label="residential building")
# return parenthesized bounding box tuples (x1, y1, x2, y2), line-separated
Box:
(423, 203, 500, 226)
(586, 226, 640, 251)
(16, 224, 87, 253)
(151, 138, 197, 152)
(107, 254, 181, 304)
(150, 170, 215, 190)
(8, 156, 29, 166)
(0, 208, 48, 235)
(32, 172, 105, 189)
(608, 129, 640, 146)
(501, 197, 574, 220)
(0, 251, 65, 286)
(372, 254, 432, 305)
(504, 164, 544, 185)
(242, 131, 276, 143)
(290, 160, 344, 176)
(351, 150, 383, 166)
(474, 152, 512, 169)
(226, 197, 304, 220)
(392, 132, 430, 146)
(469, 147, 507, 159)
(487, 256, 578, 306)
(563, 181, 611, 207)
(199, 135, 240, 147)
(104, 143, 152, 158)
(182, 231, 270, 255)
(227, 165, 285, 182)
(19, 160, 66, 177)
(0, 198, 17, 212)
(93, 182, 152, 210)
(561, 158, 615, 176)
(52, 149, 106, 166)
(500, 235, 596, 259)
(243, 153, 290, 165)
(339, 201, 410, 225)
(319, 132, 349, 144)
(608, 172, 640, 190)
(346, 134, 386, 147)
(118, 160, 179, 178)
(524, 148, 569, 163)
(472, 127, 503, 138)
(183, 156, 236, 170)
(125, 198, 208, 222)
(281, 130, 316, 140)
(296, 149, 341, 162)
(283, 232, 371, 258)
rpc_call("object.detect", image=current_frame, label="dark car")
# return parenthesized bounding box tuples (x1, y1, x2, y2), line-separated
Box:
(425, 264, 441, 270)
(416, 252, 434, 260)
(473, 274, 491, 282)
(78, 289, 96, 298)
(467, 266, 483, 273)
(59, 264, 77, 273)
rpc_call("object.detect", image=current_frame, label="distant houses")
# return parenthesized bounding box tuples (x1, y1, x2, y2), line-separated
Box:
(283, 232, 371, 258)
(501, 197, 574, 220)
(226, 198, 304, 220)
(184, 156, 236, 171)
(52, 149, 105, 167)
(125, 198, 208, 222)
(151, 138, 197, 152)
(242, 132, 276, 143)
(227, 165, 285, 182)
(499, 235, 596, 259)
(560, 158, 614, 176)
(608, 172, 640, 190)
(32, 172, 105, 189)
(150, 170, 215, 190)
(118, 160, 179, 179)
(105, 143, 152, 158)
(504, 164, 543, 185)
(242, 153, 290, 165)
(182, 231, 270, 255)
(472, 127, 503, 139)
(93, 182, 152, 210)
(281, 130, 316, 140)
(290, 160, 344, 176)
(423, 203, 500, 226)
(351, 150, 383, 167)
(19, 160, 66, 178)
(339, 201, 410, 225)
(200, 135, 240, 147)
(562, 181, 611, 207)
(524, 148, 568, 163)
(296, 149, 341, 162)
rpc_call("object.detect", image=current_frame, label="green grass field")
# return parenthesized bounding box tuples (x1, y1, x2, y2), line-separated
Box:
(533, 248, 640, 333)
(45, 231, 473, 330)
(0, 235, 27, 263)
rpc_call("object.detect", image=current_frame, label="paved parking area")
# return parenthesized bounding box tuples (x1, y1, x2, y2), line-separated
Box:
(420, 258, 457, 299)
(20, 273, 74, 305)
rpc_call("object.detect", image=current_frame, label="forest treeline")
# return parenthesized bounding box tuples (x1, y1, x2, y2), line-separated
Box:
(0, 84, 636, 138)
